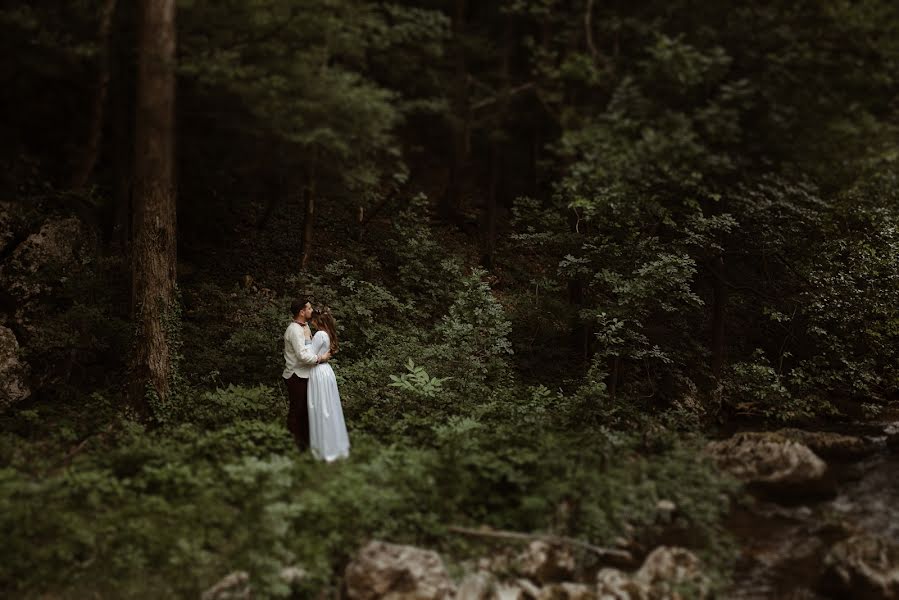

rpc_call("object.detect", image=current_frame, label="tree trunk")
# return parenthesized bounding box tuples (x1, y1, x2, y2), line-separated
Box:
(711, 255, 727, 378)
(70, 0, 118, 190)
(355, 191, 394, 241)
(481, 16, 512, 269)
(441, 0, 468, 225)
(481, 140, 500, 269)
(110, 7, 134, 250)
(300, 179, 315, 270)
(129, 0, 177, 419)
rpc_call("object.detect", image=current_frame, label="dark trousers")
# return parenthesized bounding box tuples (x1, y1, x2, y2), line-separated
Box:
(285, 374, 310, 450)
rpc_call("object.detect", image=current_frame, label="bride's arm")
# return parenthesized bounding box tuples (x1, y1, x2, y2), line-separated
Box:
(312, 331, 328, 356)
(289, 325, 326, 365)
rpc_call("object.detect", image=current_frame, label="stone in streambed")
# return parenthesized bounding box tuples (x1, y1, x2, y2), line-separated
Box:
(776, 428, 878, 460)
(344, 540, 456, 600)
(821, 534, 899, 600)
(705, 431, 833, 500)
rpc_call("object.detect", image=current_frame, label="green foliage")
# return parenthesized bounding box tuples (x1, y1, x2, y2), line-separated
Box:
(5, 1, 899, 597)
(386, 193, 465, 308)
(720, 351, 815, 423)
(0, 387, 737, 598)
(388, 359, 450, 399)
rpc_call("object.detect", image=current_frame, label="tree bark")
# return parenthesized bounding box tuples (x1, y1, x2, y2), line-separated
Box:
(481, 16, 512, 269)
(129, 0, 177, 419)
(441, 0, 469, 225)
(70, 0, 118, 190)
(711, 255, 727, 378)
(110, 8, 134, 250)
(300, 179, 315, 270)
(481, 140, 500, 269)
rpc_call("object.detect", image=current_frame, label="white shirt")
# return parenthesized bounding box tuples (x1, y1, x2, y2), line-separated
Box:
(282, 321, 319, 379)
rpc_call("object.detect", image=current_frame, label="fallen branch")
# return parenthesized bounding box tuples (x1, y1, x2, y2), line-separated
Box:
(447, 525, 633, 561)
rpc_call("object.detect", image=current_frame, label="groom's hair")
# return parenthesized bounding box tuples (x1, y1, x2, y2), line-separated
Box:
(290, 298, 312, 317)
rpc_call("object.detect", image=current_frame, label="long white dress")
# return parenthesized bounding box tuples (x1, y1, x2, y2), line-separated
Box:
(308, 331, 350, 462)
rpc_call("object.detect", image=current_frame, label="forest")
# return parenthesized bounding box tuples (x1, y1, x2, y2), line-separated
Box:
(1, 0, 898, 598)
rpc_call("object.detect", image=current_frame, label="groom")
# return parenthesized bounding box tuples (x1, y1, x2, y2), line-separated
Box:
(283, 298, 330, 450)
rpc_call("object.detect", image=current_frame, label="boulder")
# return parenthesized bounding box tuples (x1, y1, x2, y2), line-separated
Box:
(885, 423, 899, 452)
(514, 540, 576, 584)
(596, 547, 709, 600)
(0, 216, 95, 302)
(0, 325, 30, 411)
(490, 579, 542, 600)
(279, 565, 307, 586)
(0, 201, 27, 256)
(821, 535, 899, 600)
(596, 568, 648, 599)
(634, 546, 709, 599)
(776, 428, 878, 460)
(344, 541, 456, 600)
(457, 571, 496, 600)
(492, 582, 530, 600)
(705, 432, 830, 498)
(201, 571, 251, 600)
(537, 582, 596, 599)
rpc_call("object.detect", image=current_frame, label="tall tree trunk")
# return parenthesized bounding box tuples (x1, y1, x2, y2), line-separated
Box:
(300, 179, 315, 270)
(707, 193, 729, 380)
(441, 0, 468, 225)
(129, 0, 177, 419)
(70, 0, 118, 190)
(481, 16, 512, 269)
(710, 255, 727, 379)
(110, 8, 133, 251)
(481, 140, 500, 269)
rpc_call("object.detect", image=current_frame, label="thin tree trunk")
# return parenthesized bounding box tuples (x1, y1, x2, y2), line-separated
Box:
(481, 16, 512, 269)
(129, 0, 177, 419)
(609, 356, 620, 399)
(711, 255, 727, 378)
(110, 14, 133, 251)
(355, 191, 395, 241)
(300, 179, 315, 270)
(707, 191, 729, 380)
(70, 0, 118, 190)
(481, 140, 499, 269)
(441, 0, 468, 224)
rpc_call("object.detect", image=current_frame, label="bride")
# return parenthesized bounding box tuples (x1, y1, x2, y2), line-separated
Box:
(307, 308, 350, 462)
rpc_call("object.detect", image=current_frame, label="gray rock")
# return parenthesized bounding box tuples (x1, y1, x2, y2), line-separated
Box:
(885, 423, 899, 451)
(0, 201, 27, 256)
(457, 571, 496, 600)
(0, 216, 95, 302)
(279, 565, 306, 586)
(655, 500, 677, 523)
(705, 431, 830, 498)
(514, 540, 576, 584)
(776, 428, 878, 460)
(201, 571, 251, 600)
(344, 540, 456, 600)
(822, 535, 899, 600)
(492, 582, 533, 600)
(596, 568, 647, 600)
(596, 546, 709, 600)
(537, 582, 596, 599)
(635, 546, 709, 599)
(0, 325, 30, 411)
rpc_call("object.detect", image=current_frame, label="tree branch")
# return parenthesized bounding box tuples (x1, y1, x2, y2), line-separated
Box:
(447, 525, 633, 561)
(471, 82, 536, 111)
(585, 0, 599, 62)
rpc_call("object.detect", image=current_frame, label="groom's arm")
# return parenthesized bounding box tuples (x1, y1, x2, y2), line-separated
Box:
(288, 326, 329, 364)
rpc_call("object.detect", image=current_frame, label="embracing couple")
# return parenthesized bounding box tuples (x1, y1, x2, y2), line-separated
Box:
(282, 298, 350, 462)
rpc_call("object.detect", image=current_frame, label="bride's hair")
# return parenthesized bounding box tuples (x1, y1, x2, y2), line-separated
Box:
(311, 308, 339, 354)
